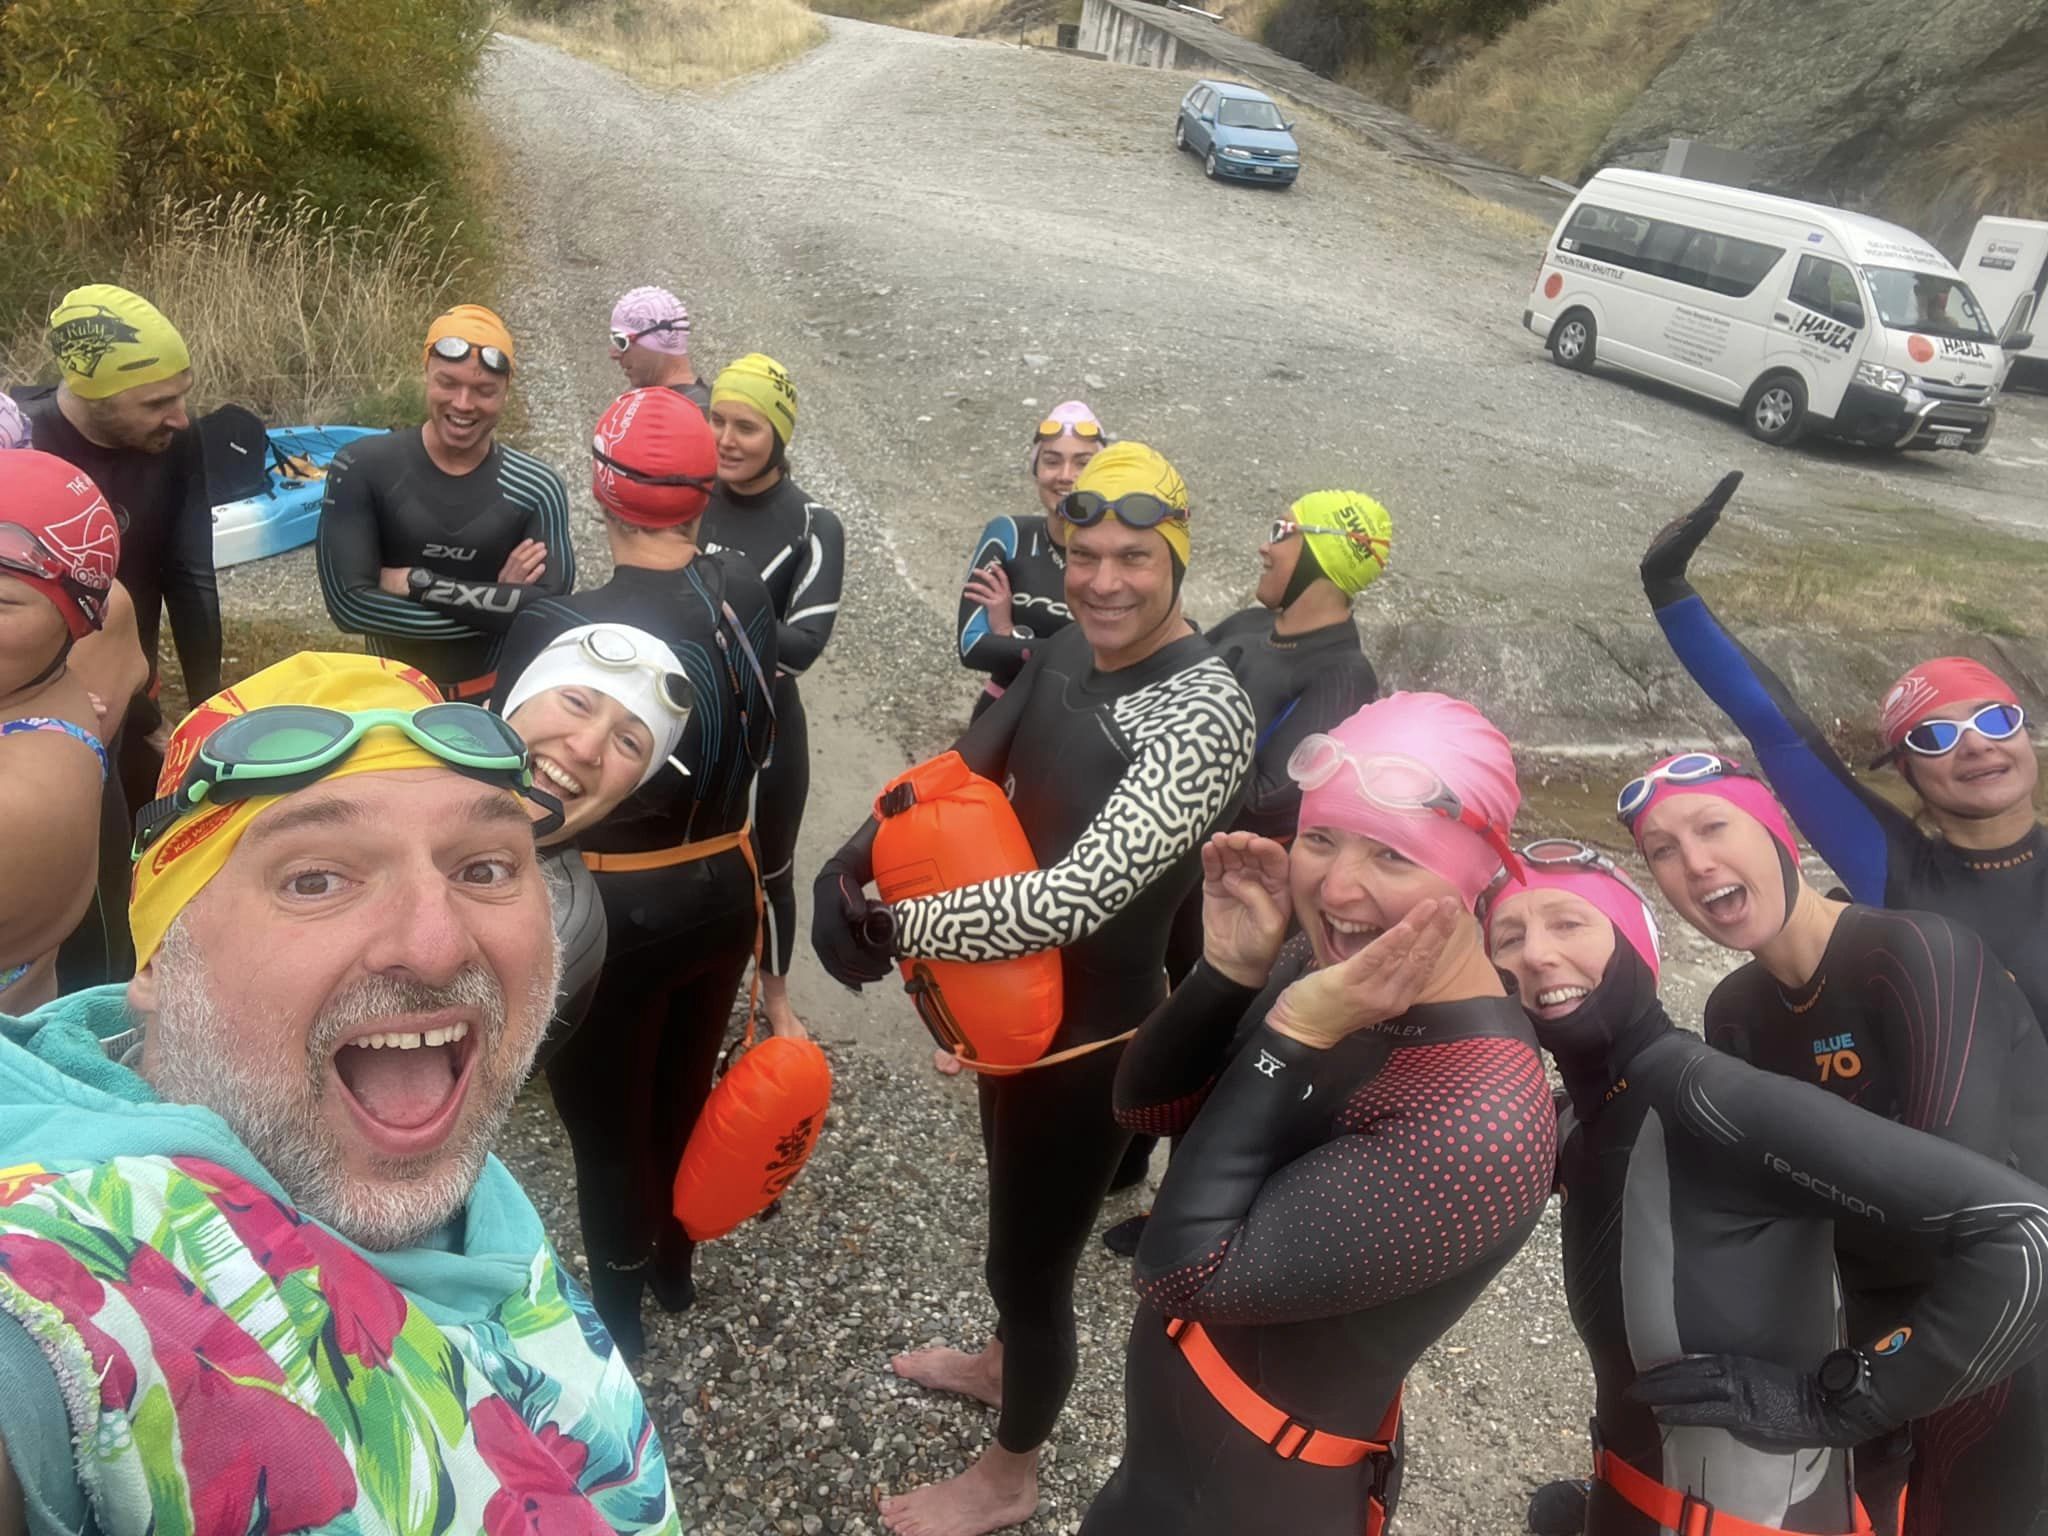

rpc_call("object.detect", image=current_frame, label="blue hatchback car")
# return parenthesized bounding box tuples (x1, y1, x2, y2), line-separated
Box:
(1174, 79, 1300, 187)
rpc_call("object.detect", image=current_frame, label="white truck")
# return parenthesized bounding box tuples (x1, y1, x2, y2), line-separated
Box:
(1960, 216, 2048, 390)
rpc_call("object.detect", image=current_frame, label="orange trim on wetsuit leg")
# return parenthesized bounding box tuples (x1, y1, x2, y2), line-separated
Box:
(1163, 1316, 1400, 1468)
(1598, 1449, 1877, 1536)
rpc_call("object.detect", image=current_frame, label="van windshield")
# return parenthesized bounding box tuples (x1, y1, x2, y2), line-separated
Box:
(1863, 268, 1995, 342)
(1217, 98, 1286, 131)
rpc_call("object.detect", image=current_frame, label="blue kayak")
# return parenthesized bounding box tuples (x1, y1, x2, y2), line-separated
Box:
(209, 422, 385, 569)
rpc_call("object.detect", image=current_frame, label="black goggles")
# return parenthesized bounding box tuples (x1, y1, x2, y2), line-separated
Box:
(591, 446, 716, 490)
(428, 335, 511, 375)
(1057, 489, 1188, 530)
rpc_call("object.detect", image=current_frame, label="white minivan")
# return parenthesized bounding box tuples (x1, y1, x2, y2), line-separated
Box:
(1523, 169, 2020, 452)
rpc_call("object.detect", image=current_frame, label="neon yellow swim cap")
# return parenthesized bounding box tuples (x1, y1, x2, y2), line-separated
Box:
(1290, 490, 1391, 597)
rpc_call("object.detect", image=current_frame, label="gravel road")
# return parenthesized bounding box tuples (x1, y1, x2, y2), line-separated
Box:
(208, 20, 2048, 1531)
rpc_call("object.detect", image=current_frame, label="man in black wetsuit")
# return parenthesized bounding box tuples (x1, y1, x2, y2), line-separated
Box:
(491, 387, 778, 1360)
(318, 305, 574, 702)
(1103, 488, 1388, 1250)
(22, 285, 218, 812)
(1643, 473, 2048, 1028)
(608, 286, 709, 412)
(700, 355, 846, 1039)
(812, 441, 1255, 1536)
(1627, 758, 2048, 1534)
(1490, 845, 2048, 1536)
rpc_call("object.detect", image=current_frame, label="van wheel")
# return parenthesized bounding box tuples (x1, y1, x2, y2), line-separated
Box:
(1550, 310, 1596, 372)
(1743, 372, 1808, 446)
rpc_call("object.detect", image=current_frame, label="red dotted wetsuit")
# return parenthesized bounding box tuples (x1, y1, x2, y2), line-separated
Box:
(1707, 904, 2048, 1535)
(1082, 937, 1555, 1535)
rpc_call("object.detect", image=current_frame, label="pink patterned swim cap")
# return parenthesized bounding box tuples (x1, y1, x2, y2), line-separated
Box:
(610, 287, 691, 356)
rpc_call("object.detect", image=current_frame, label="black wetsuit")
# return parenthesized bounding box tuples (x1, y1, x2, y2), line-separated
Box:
(957, 512, 1071, 720)
(823, 622, 1254, 1452)
(1651, 580, 2048, 1029)
(533, 843, 605, 1075)
(492, 554, 777, 1351)
(22, 390, 220, 925)
(1083, 939, 1554, 1534)
(667, 378, 712, 416)
(1707, 904, 2048, 1534)
(317, 428, 576, 697)
(1537, 940, 2048, 1534)
(700, 475, 844, 979)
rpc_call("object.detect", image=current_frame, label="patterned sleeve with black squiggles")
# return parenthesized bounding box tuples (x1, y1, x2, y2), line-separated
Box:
(888, 651, 1255, 963)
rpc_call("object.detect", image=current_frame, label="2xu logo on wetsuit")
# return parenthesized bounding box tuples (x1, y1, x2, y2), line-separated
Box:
(425, 580, 517, 613)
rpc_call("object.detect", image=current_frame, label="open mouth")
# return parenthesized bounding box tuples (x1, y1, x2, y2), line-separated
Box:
(1079, 600, 1138, 624)
(1532, 984, 1591, 1016)
(331, 1016, 478, 1158)
(532, 753, 587, 803)
(1321, 913, 1383, 962)
(1696, 882, 1749, 929)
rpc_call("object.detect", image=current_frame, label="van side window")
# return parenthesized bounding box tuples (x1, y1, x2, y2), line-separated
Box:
(1558, 203, 1783, 298)
(1791, 255, 1864, 327)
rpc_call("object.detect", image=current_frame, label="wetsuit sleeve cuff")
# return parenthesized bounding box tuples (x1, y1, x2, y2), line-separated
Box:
(1181, 958, 1261, 1014)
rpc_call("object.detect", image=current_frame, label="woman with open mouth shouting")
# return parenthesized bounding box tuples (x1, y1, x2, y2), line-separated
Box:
(1642, 471, 2048, 1030)
(1624, 751, 2048, 1535)
(498, 622, 694, 1069)
(1084, 692, 1555, 1536)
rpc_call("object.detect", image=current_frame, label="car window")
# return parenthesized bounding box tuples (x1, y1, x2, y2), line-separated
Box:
(1189, 88, 1210, 114)
(1216, 97, 1286, 131)
(1790, 255, 1864, 325)
(1863, 267, 1996, 342)
(1558, 203, 1782, 298)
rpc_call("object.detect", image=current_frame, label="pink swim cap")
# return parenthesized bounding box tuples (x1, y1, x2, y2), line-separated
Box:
(1486, 854, 1661, 983)
(610, 286, 691, 356)
(1026, 400, 1107, 475)
(1623, 753, 1797, 858)
(1294, 691, 1521, 909)
(0, 393, 27, 450)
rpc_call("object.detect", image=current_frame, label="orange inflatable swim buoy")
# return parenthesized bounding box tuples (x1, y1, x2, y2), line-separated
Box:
(674, 1033, 834, 1242)
(871, 751, 1063, 1068)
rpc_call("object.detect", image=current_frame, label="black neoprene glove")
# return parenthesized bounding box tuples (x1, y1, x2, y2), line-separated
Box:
(1640, 471, 1743, 609)
(810, 857, 895, 989)
(1630, 1353, 1893, 1450)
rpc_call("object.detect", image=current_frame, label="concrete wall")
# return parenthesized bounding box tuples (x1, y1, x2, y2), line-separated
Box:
(1079, 0, 1209, 71)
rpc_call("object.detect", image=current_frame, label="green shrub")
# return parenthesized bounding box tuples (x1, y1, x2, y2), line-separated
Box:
(1261, 0, 1536, 80)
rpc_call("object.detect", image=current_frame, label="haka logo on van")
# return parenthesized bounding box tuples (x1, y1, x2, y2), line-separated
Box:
(1937, 337, 1988, 362)
(1791, 310, 1857, 353)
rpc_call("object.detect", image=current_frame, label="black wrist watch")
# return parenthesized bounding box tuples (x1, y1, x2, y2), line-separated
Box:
(406, 566, 433, 597)
(1816, 1346, 1872, 1404)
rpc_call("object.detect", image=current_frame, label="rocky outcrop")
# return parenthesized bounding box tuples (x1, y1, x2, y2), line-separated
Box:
(1596, 0, 2048, 248)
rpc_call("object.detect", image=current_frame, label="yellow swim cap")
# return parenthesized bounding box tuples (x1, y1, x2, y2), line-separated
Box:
(130, 654, 458, 969)
(1290, 490, 1392, 597)
(711, 354, 798, 444)
(1068, 441, 1191, 566)
(47, 285, 191, 401)
(424, 303, 517, 373)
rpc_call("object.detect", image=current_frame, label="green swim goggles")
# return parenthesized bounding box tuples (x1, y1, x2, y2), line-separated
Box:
(132, 703, 559, 860)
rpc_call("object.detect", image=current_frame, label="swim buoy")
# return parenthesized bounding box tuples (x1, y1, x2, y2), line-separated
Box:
(674, 1034, 834, 1242)
(871, 751, 1062, 1067)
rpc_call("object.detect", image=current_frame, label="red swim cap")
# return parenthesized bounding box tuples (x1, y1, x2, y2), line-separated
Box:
(1878, 658, 2020, 749)
(591, 388, 717, 528)
(0, 450, 120, 637)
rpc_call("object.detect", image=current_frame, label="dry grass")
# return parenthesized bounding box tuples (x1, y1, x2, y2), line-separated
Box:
(505, 0, 824, 88)
(1411, 0, 1718, 181)
(2, 193, 472, 427)
(1885, 104, 2048, 237)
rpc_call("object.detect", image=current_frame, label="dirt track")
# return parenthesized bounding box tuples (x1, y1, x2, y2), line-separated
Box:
(210, 20, 2048, 1532)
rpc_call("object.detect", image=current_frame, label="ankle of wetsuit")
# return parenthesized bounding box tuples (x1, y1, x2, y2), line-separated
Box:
(1532, 936, 1669, 1124)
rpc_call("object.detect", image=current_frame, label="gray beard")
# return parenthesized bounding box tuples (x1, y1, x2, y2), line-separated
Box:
(146, 918, 561, 1250)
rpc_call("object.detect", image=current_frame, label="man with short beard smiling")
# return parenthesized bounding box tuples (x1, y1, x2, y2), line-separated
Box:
(0, 653, 683, 1536)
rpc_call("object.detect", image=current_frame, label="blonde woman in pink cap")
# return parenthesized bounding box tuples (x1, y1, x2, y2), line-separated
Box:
(1085, 691, 1556, 1536)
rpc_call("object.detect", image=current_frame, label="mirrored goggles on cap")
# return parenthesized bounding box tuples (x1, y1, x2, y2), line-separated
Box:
(1288, 736, 1524, 879)
(1058, 489, 1188, 530)
(1478, 837, 1649, 920)
(548, 624, 694, 716)
(1034, 417, 1103, 442)
(609, 318, 687, 354)
(0, 521, 105, 622)
(591, 446, 716, 491)
(1898, 703, 2026, 759)
(1268, 518, 1391, 557)
(1615, 752, 1758, 829)
(132, 703, 555, 859)
(428, 335, 511, 374)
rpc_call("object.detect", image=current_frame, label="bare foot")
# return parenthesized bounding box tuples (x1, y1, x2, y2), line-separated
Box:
(762, 977, 807, 1039)
(891, 1343, 1002, 1409)
(932, 1047, 963, 1076)
(881, 1447, 1039, 1536)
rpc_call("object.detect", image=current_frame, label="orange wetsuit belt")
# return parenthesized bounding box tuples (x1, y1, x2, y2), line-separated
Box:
(1164, 1317, 1401, 1468)
(1598, 1449, 1878, 1536)
(583, 828, 767, 1029)
(444, 671, 497, 702)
